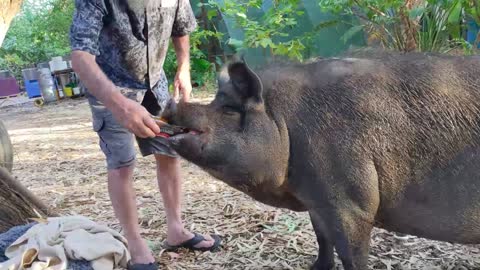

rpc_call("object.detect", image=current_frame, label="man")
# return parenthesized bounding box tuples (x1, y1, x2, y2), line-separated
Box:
(69, 0, 221, 269)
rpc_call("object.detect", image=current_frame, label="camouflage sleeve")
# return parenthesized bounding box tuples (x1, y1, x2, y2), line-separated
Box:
(171, 0, 198, 37)
(69, 0, 107, 56)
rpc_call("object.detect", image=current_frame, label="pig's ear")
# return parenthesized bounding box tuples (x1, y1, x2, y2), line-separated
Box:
(227, 60, 264, 106)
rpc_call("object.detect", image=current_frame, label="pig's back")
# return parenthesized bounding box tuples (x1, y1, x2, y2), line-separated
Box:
(323, 54, 480, 242)
(263, 54, 480, 243)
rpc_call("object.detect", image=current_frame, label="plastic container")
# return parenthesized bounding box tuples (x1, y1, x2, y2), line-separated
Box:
(37, 68, 57, 102)
(64, 87, 73, 97)
(22, 68, 41, 98)
(22, 68, 39, 81)
(49, 60, 68, 72)
(466, 18, 480, 49)
(37, 62, 50, 69)
(49, 56, 68, 72)
(73, 86, 81, 95)
(24, 80, 41, 98)
(0, 70, 11, 79)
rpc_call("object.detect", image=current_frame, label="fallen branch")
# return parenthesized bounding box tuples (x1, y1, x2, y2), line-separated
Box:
(0, 167, 56, 233)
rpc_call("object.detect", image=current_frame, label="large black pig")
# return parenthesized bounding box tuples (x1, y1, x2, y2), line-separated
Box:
(161, 51, 480, 270)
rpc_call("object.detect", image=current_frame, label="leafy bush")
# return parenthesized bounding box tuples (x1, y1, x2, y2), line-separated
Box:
(319, 0, 476, 53)
(164, 22, 223, 90)
(464, 0, 480, 49)
(0, 0, 74, 83)
(199, 0, 321, 62)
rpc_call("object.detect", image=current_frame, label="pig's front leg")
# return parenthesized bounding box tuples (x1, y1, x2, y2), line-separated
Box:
(309, 158, 379, 270)
(309, 212, 335, 270)
(330, 208, 374, 270)
(310, 205, 375, 270)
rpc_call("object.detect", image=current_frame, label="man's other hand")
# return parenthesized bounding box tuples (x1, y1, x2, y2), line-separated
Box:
(173, 69, 192, 102)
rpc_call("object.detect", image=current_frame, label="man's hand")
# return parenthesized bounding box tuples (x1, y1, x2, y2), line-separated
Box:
(110, 95, 161, 138)
(71, 51, 161, 138)
(172, 35, 192, 102)
(173, 69, 192, 102)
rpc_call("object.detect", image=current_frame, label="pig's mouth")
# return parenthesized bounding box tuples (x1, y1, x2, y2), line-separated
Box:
(156, 123, 203, 139)
(159, 123, 208, 161)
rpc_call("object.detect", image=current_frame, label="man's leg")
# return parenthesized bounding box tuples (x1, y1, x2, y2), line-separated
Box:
(108, 165, 155, 264)
(138, 87, 220, 250)
(90, 101, 156, 265)
(155, 154, 215, 248)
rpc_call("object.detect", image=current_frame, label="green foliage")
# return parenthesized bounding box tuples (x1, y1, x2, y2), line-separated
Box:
(201, 0, 315, 62)
(0, 0, 322, 90)
(319, 0, 474, 53)
(1, 0, 220, 90)
(416, 0, 466, 53)
(464, 0, 480, 49)
(163, 22, 223, 90)
(0, 0, 74, 81)
(465, 0, 480, 24)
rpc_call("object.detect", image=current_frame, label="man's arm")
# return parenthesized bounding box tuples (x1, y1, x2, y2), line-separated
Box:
(172, 35, 192, 102)
(170, 0, 197, 102)
(71, 51, 122, 108)
(173, 35, 190, 73)
(69, 0, 161, 138)
(71, 51, 160, 138)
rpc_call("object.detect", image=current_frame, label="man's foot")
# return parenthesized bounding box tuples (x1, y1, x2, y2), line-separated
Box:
(128, 236, 156, 264)
(164, 229, 221, 252)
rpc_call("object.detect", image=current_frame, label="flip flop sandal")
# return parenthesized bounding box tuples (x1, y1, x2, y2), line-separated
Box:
(163, 233, 222, 252)
(127, 262, 159, 270)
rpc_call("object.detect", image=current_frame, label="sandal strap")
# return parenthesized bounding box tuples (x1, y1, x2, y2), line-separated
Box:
(163, 233, 222, 252)
(127, 262, 158, 270)
(179, 232, 206, 248)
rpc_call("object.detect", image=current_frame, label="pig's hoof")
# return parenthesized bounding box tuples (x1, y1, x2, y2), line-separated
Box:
(310, 260, 334, 270)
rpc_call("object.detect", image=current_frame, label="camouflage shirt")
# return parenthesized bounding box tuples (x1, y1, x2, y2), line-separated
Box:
(69, 0, 197, 107)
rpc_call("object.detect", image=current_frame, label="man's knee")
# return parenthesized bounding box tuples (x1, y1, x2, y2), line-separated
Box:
(154, 154, 179, 172)
(154, 153, 177, 162)
(107, 163, 135, 183)
(106, 154, 136, 170)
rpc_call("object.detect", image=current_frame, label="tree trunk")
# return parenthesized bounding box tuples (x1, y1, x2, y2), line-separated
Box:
(0, 167, 56, 233)
(0, 0, 23, 47)
(399, 0, 420, 52)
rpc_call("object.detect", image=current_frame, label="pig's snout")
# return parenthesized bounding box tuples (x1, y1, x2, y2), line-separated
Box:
(161, 98, 178, 122)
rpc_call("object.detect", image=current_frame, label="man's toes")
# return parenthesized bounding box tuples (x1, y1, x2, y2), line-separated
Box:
(194, 235, 214, 248)
(202, 234, 214, 242)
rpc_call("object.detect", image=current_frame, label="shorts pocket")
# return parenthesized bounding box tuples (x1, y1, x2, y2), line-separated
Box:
(92, 114, 105, 132)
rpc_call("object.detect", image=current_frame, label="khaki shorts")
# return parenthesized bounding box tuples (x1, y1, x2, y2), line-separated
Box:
(86, 86, 177, 170)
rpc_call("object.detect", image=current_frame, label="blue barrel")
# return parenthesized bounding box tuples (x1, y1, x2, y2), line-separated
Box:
(22, 68, 41, 98)
(24, 80, 41, 98)
(466, 18, 480, 49)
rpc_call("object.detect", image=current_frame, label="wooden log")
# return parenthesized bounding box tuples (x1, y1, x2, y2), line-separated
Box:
(0, 120, 12, 173)
(0, 167, 56, 233)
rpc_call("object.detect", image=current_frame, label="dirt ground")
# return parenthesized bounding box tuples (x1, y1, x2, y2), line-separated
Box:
(1, 95, 480, 270)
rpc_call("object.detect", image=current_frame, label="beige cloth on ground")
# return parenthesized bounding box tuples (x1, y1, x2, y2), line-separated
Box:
(0, 216, 130, 270)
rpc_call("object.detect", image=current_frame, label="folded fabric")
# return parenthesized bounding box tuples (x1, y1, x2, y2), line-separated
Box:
(0, 216, 130, 270)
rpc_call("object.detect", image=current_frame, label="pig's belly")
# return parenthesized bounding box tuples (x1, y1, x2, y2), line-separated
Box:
(377, 146, 480, 244)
